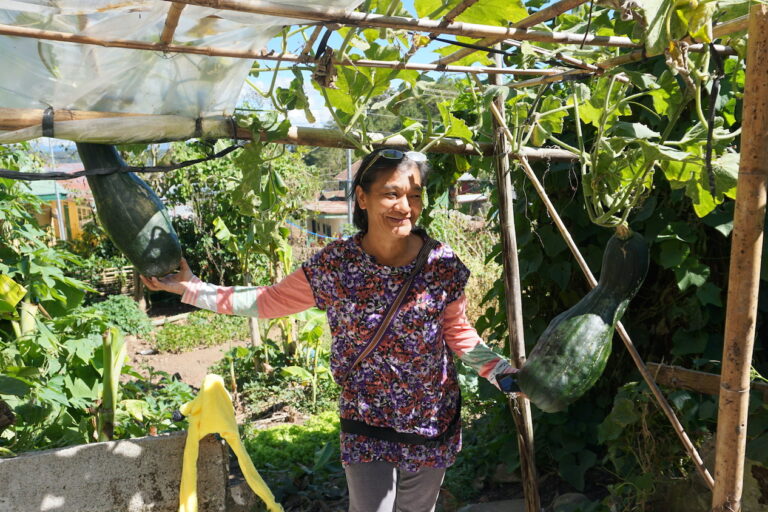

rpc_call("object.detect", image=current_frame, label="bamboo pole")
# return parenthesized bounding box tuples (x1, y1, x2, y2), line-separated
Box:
(434, 0, 590, 65)
(160, 3, 186, 45)
(434, 0, 479, 24)
(487, 101, 715, 488)
(490, 53, 541, 512)
(0, 107, 141, 132)
(172, 0, 640, 48)
(0, 24, 563, 76)
(712, 5, 768, 512)
(508, 43, 735, 89)
(0, 107, 579, 160)
(298, 25, 323, 61)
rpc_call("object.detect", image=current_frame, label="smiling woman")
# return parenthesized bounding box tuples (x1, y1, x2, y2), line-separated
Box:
(141, 147, 519, 512)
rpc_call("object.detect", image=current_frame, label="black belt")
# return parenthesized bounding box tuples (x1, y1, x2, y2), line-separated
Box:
(340, 404, 461, 448)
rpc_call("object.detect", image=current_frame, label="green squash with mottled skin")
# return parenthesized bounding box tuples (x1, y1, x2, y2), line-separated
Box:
(518, 232, 650, 413)
(76, 143, 181, 277)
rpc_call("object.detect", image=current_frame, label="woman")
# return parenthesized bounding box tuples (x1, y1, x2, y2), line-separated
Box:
(142, 148, 518, 512)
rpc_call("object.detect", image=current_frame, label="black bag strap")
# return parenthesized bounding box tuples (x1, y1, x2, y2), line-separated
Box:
(342, 237, 438, 383)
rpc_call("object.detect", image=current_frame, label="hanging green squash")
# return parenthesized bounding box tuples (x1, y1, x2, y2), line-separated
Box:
(76, 143, 181, 277)
(518, 231, 650, 413)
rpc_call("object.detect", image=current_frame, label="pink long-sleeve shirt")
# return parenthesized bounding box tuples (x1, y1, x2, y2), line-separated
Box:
(181, 269, 510, 383)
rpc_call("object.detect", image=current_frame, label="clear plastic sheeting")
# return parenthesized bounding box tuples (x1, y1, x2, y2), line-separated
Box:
(0, 0, 360, 128)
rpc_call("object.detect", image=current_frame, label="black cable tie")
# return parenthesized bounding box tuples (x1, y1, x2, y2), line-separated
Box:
(229, 116, 239, 142)
(42, 107, 54, 138)
(559, 72, 593, 82)
(315, 28, 334, 60)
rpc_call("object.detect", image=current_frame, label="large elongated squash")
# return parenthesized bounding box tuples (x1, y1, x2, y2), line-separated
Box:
(76, 143, 181, 277)
(517, 232, 650, 413)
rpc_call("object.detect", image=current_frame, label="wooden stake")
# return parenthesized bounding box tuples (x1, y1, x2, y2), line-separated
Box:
(647, 363, 768, 399)
(491, 52, 541, 512)
(712, 5, 768, 512)
(172, 0, 640, 48)
(0, 23, 562, 76)
(160, 3, 186, 45)
(434, 0, 590, 65)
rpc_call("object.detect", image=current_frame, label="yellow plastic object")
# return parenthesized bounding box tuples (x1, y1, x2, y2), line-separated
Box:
(178, 374, 283, 512)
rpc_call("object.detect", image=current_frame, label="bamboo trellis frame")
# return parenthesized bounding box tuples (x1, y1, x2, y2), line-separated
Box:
(0, 2, 761, 510)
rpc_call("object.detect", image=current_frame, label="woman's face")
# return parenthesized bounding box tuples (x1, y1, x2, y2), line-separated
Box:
(356, 163, 423, 239)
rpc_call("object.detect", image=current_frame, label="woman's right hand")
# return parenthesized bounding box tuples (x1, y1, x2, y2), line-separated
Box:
(140, 257, 195, 296)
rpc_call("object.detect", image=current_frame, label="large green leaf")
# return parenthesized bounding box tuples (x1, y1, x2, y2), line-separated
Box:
(437, 102, 473, 141)
(642, 0, 677, 55)
(415, 0, 527, 25)
(0, 375, 31, 397)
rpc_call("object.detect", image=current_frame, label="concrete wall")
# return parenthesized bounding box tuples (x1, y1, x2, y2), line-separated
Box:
(0, 432, 230, 512)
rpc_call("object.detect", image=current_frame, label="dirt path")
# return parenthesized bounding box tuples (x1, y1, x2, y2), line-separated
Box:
(125, 334, 250, 389)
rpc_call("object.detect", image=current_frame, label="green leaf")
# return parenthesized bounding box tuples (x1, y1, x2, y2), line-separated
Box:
(0, 274, 25, 313)
(657, 240, 690, 269)
(642, 0, 677, 55)
(674, 261, 710, 291)
(610, 122, 660, 140)
(671, 334, 706, 358)
(416, 0, 527, 25)
(696, 282, 722, 307)
(548, 261, 571, 290)
(712, 152, 739, 200)
(122, 399, 150, 421)
(0, 375, 31, 397)
(437, 102, 473, 141)
(281, 366, 313, 382)
(558, 449, 597, 491)
(747, 434, 768, 465)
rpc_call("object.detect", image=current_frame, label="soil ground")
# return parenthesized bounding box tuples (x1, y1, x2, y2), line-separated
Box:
(125, 332, 249, 389)
(124, 300, 247, 388)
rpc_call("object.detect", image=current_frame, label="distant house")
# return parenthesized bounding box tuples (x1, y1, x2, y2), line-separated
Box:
(301, 161, 359, 240)
(27, 163, 94, 241)
(452, 172, 491, 215)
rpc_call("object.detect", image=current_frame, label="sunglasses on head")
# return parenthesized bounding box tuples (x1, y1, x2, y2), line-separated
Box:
(377, 149, 427, 162)
(358, 149, 427, 180)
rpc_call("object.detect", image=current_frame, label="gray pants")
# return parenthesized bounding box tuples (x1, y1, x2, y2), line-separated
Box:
(345, 461, 446, 512)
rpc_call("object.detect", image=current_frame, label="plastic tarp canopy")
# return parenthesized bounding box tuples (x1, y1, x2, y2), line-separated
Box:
(0, 0, 361, 142)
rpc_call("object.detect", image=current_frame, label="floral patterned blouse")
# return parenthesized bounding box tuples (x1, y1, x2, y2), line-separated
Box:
(181, 232, 512, 471)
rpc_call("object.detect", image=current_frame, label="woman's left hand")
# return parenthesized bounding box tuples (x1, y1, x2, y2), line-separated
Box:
(140, 257, 195, 296)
